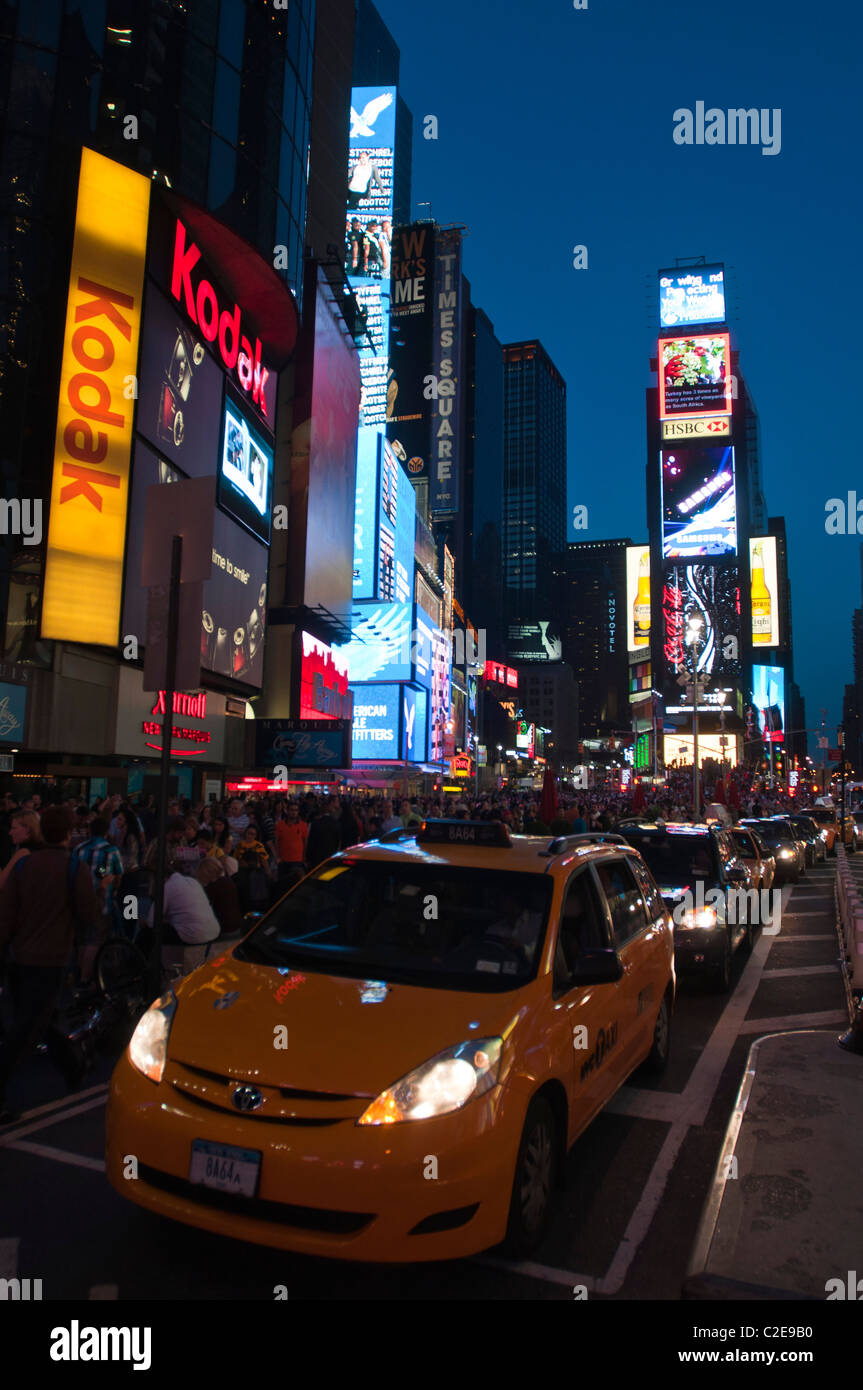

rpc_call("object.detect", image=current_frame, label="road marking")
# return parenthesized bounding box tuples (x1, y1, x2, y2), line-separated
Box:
(770, 932, 835, 939)
(476, 1253, 596, 1291)
(7, 1140, 105, 1173)
(738, 1009, 847, 1034)
(0, 1237, 19, 1279)
(781, 909, 833, 916)
(0, 1094, 108, 1147)
(761, 963, 841, 978)
(1, 1083, 109, 1124)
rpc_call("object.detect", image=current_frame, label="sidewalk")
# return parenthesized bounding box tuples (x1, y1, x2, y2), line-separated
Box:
(683, 1027, 862, 1299)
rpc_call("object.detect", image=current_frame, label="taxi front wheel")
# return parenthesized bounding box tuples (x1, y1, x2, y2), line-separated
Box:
(643, 992, 671, 1075)
(503, 1096, 558, 1258)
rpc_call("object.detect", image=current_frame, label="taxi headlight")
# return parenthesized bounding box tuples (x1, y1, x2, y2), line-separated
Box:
(677, 906, 719, 930)
(128, 991, 177, 1084)
(778, 848, 794, 859)
(357, 1037, 503, 1125)
(820, 829, 829, 841)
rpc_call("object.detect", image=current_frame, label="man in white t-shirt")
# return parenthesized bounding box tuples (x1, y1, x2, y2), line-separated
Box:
(149, 865, 220, 944)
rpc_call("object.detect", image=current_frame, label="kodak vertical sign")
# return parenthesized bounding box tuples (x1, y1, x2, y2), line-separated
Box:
(42, 148, 150, 644)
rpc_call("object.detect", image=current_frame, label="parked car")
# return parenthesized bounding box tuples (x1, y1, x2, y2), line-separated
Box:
(729, 826, 776, 890)
(783, 814, 822, 866)
(617, 822, 753, 992)
(769, 817, 811, 873)
(740, 819, 804, 884)
(803, 805, 838, 855)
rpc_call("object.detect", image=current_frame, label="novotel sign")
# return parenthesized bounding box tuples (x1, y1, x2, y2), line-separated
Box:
(169, 218, 273, 421)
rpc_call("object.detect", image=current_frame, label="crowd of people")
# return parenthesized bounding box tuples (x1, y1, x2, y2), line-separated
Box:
(0, 772, 834, 1124)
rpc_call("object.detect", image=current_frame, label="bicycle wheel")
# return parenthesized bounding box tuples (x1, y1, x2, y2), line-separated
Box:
(95, 936, 150, 1000)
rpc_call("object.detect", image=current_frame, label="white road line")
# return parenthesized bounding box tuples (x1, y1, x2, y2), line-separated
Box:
(13, 1083, 109, 1122)
(738, 1010, 847, 1034)
(8, 1140, 105, 1173)
(0, 1094, 108, 1147)
(770, 932, 835, 939)
(475, 1253, 596, 1291)
(0, 1237, 19, 1279)
(88, 1285, 118, 1300)
(779, 910, 833, 917)
(597, 1117, 690, 1295)
(761, 963, 840, 978)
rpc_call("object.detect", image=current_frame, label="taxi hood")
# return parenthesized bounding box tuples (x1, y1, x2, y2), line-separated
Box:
(168, 951, 523, 1095)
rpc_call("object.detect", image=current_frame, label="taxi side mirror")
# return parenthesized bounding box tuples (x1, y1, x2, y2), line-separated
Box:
(569, 948, 624, 986)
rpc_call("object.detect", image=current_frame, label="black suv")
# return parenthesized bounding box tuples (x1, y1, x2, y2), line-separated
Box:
(617, 822, 751, 991)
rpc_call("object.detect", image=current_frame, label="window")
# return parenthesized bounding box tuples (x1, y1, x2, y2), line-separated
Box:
(554, 868, 609, 989)
(595, 859, 648, 949)
(629, 855, 665, 925)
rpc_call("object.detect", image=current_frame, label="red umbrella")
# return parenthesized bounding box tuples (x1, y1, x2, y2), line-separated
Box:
(632, 780, 646, 811)
(728, 779, 740, 809)
(540, 766, 558, 825)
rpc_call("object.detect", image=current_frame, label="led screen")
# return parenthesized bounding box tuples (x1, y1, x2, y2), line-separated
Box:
(749, 535, 780, 648)
(351, 682, 400, 760)
(123, 441, 269, 688)
(402, 685, 428, 761)
(299, 632, 352, 721)
(137, 281, 224, 475)
(626, 544, 651, 656)
(335, 603, 412, 683)
(752, 664, 786, 745)
(659, 266, 726, 329)
(378, 440, 416, 604)
(658, 334, 732, 418)
(218, 393, 273, 544)
(662, 560, 741, 699)
(661, 445, 736, 557)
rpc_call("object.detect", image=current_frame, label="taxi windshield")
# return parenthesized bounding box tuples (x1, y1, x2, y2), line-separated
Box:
(235, 861, 553, 992)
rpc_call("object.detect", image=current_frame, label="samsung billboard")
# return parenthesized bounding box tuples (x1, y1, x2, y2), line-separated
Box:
(661, 445, 737, 558)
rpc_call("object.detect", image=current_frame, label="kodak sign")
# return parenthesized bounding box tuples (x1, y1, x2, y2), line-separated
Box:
(169, 218, 270, 417)
(42, 149, 149, 645)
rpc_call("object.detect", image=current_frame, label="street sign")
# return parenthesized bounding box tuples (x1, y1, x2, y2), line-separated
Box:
(828, 748, 841, 762)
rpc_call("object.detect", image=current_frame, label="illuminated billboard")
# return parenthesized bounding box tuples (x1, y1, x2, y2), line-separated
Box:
(749, 536, 780, 648)
(218, 393, 273, 544)
(335, 603, 412, 684)
(658, 334, 732, 419)
(346, 86, 395, 433)
(378, 440, 416, 605)
(299, 632, 352, 721)
(387, 222, 435, 483)
(662, 560, 741, 699)
(516, 720, 536, 757)
(42, 148, 150, 644)
(661, 445, 737, 557)
(351, 683, 400, 760)
(752, 664, 786, 745)
(353, 431, 379, 597)
(137, 281, 223, 474)
(626, 545, 651, 656)
(659, 266, 726, 329)
(430, 229, 463, 516)
(402, 685, 428, 761)
(122, 444, 269, 686)
(508, 622, 563, 662)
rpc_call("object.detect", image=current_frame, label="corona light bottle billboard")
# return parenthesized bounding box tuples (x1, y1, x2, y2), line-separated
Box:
(632, 548, 651, 647)
(750, 540, 773, 646)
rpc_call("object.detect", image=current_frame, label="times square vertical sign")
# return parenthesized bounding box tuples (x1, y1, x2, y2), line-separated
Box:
(346, 86, 397, 598)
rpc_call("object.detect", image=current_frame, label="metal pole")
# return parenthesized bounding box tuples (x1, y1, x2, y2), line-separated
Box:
(149, 533, 183, 999)
(840, 725, 847, 851)
(691, 642, 700, 821)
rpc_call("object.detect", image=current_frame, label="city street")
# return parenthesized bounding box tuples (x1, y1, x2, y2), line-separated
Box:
(0, 863, 848, 1302)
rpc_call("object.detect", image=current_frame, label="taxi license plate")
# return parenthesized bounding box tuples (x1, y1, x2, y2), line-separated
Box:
(189, 1140, 261, 1198)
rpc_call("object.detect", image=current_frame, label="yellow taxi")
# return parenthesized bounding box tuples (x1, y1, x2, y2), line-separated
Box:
(106, 821, 675, 1263)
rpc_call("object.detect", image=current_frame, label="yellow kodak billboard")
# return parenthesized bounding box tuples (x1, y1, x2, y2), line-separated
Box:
(42, 148, 150, 644)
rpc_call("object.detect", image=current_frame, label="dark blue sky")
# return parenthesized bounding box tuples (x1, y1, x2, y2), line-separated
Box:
(375, 0, 863, 749)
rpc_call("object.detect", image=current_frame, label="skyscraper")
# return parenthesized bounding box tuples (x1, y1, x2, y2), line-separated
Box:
(502, 340, 566, 638)
(554, 539, 631, 738)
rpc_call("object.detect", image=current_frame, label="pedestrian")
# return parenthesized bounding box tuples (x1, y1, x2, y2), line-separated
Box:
(196, 857, 244, 937)
(0, 805, 100, 1123)
(72, 816, 124, 982)
(305, 798, 342, 870)
(275, 802, 308, 881)
(145, 852, 220, 975)
(0, 810, 42, 889)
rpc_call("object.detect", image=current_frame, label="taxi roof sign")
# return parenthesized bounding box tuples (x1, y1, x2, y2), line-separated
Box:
(416, 819, 512, 848)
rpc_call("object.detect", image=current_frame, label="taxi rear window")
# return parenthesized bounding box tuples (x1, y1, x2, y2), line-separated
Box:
(236, 862, 553, 992)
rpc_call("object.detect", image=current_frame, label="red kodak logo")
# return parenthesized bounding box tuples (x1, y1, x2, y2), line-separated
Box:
(170, 219, 269, 416)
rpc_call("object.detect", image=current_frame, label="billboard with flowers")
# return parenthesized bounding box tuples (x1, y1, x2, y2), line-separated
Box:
(658, 334, 732, 418)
